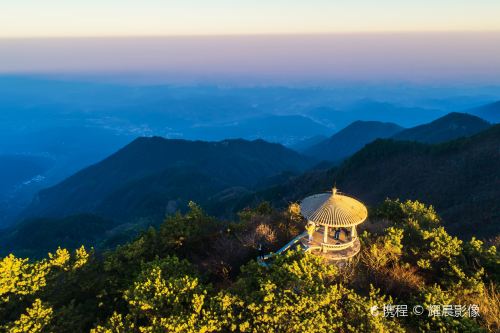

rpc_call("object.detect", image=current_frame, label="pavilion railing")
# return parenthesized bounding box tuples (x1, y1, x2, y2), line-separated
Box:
(321, 237, 358, 251)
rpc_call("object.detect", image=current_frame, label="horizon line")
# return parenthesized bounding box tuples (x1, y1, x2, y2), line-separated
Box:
(2, 30, 500, 40)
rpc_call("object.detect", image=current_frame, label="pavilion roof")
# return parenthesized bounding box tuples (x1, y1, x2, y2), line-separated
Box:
(300, 189, 367, 227)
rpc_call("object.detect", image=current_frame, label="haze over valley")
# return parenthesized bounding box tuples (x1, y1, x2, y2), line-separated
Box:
(1, 74, 499, 230)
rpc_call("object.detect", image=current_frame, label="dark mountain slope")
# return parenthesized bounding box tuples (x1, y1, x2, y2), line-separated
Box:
(467, 101, 500, 123)
(23, 137, 314, 220)
(0, 214, 114, 258)
(244, 125, 500, 239)
(96, 167, 229, 220)
(304, 120, 403, 162)
(392, 112, 490, 143)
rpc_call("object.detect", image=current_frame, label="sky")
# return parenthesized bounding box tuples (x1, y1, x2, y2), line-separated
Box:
(2, 33, 500, 85)
(2, 0, 500, 38)
(1, 1, 500, 84)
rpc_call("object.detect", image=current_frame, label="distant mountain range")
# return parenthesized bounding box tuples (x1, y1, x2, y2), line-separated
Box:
(302, 121, 403, 162)
(22, 138, 314, 222)
(10, 77, 488, 229)
(186, 115, 332, 145)
(244, 125, 500, 239)
(466, 101, 500, 123)
(4, 124, 498, 257)
(307, 100, 446, 129)
(0, 126, 134, 228)
(302, 112, 491, 162)
(3, 110, 499, 255)
(290, 135, 328, 152)
(17, 111, 497, 226)
(393, 112, 490, 143)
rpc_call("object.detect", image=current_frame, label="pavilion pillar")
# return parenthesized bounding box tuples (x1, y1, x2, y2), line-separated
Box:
(352, 226, 357, 239)
(323, 225, 329, 243)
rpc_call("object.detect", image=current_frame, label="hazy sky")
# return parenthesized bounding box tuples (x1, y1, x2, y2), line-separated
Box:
(2, 1, 500, 38)
(1, 2, 500, 85)
(2, 33, 500, 85)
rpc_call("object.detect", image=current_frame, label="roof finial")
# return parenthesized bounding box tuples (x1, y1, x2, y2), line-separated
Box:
(332, 186, 337, 196)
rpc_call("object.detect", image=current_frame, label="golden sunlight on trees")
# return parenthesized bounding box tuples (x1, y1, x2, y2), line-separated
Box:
(5, 299, 53, 333)
(0, 200, 498, 332)
(1, 247, 90, 332)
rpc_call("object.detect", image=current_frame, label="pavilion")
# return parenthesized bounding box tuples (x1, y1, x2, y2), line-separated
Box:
(298, 187, 367, 261)
(257, 187, 368, 265)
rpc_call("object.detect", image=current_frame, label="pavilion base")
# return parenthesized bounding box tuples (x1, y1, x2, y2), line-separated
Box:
(300, 234, 361, 262)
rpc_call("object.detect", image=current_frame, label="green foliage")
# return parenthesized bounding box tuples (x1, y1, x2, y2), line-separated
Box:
(159, 201, 215, 250)
(365, 227, 404, 269)
(233, 251, 403, 332)
(463, 237, 499, 283)
(236, 249, 337, 297)
(362, 199, 499, 332)
(103, 202, 216, 280)
(1, 199, 498, 332)
(376, 199, 440, 230)
(414, 284, 484, 333)
(237, 202, 274, 223)
(5, 299, 53, 333)
(0, 247, 91, 331)
(0, 215, 114, 259)
(101, 257, 227, 333)
(0, 247, 90, 303)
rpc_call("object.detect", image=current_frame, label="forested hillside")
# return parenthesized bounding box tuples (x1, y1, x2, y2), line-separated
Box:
(1, 200, 498, 332)
(3, 125, 498, 258)
(0, 214, 114, 258)
(22, 137, 313, 221)
(243, 125, 500, 239)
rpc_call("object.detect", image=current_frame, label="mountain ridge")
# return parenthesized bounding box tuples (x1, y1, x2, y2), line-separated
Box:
(240, 125, 500, 239)
(392, 112, 490, 143)
(466, 100, 500, 123)
(22, 137, 314, 221)
(303, 120, 404, 162)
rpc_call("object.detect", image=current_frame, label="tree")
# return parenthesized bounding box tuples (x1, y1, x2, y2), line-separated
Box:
(4, 299, 53, 333)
